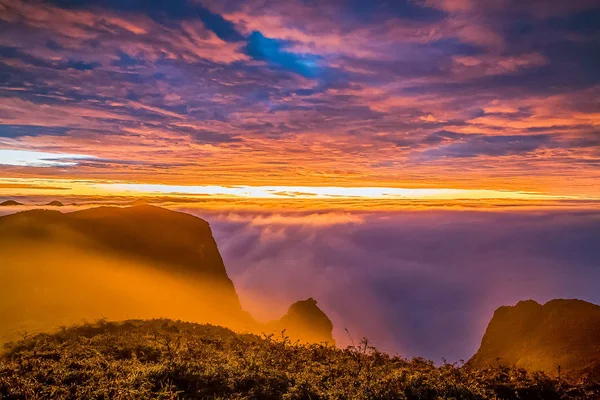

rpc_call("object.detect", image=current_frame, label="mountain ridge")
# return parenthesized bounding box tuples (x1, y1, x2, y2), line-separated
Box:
(0, 205, 333, 344)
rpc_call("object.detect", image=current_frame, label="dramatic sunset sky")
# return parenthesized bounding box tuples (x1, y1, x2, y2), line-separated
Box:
(1, 0, 599, 201)
(1, 0, 600, 361)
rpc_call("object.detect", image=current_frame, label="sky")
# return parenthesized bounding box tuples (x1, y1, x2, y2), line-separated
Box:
(1, 0, 600, 362)
(0, 0, 599, 198)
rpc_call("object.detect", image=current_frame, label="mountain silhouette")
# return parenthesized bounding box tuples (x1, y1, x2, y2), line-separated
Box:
(127, 198, 150, 206)
(45, 200, 64, 206)
(0, 200, 23, 206)
(0, 205, 331, 345)
(468, 299, 600, 381)
(1, 205, 239, 288)
(267, 298, 334, 344)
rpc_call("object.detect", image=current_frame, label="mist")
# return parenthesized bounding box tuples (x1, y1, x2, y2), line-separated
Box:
(2, 204, 599, 363)
(0, 240, 255, 343)
(183, 208, 600, 362)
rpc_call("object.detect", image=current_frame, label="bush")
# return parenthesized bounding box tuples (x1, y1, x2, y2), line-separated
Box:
(1, 319, 598, 399)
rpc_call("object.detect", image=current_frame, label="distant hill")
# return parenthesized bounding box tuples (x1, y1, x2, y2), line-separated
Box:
(468, 299, 600, 381)
(0, 200, 23, 206)
(45, 200, 64, 207)
(0, 205, 331, 345)
(127, 198, 150, 206)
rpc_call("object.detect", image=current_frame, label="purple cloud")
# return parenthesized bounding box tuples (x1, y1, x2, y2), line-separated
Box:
(179, 208, 600, 362)
(0, 0, 598, 193)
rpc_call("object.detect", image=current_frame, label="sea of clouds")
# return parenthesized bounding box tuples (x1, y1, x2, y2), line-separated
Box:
(184, 208, 600, 362)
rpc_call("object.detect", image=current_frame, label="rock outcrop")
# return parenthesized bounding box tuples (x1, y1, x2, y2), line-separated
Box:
(469, 299, 600, 381)
(267, 298, 334, 344)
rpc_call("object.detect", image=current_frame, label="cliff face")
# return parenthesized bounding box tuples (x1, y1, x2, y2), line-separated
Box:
(0, 205, 333, 345)
(0, 206, 250, 338)
(0, 205, 241, 304)
(469, 299, 600, 381)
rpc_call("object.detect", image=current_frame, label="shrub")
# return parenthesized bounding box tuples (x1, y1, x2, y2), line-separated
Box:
(1, 319, 598, 399)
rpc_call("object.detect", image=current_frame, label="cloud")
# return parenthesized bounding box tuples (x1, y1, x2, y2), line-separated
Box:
(0, 0, 598, 196)
(452, 53, 548, 76)
(212, 212, 364, 226)
(175, 126, 242, 144)
(0, 124, 69, 138)
(418, 132, 553, 159)
(46, 0, 245, 42)
(65, 59, 100, 71)
(191, 208, 600, 361)
(0, 149, 94, 167)
(423, 0, 599, 18)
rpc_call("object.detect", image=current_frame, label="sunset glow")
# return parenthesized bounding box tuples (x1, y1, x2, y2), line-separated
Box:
(1, 177, 596, 207)
(1, 2, 600, 392)
(1, 0, 599, 201)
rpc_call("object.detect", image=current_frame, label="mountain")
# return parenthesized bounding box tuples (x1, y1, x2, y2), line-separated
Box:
(267, 298, 334, 344)
(0, 200, 23, 206)
(0, 205, 239, 288)
(45, 200, 64, 206)
(0, 205, 247, 337)
(468, 299, 600, 381)
(127, 198, 150, 206)
(0, 205, 331, 345)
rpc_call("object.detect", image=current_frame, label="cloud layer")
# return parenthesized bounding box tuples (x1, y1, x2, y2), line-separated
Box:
(185, 208, 600, 362)
(0, 0, 598, 195)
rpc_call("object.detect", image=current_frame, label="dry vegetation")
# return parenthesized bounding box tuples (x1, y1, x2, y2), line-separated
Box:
(1, 319, 598, 399)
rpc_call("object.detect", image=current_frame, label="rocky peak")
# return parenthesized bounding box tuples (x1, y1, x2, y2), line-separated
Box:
(268, 297, 334, 344)
(469, 298, 600, 381)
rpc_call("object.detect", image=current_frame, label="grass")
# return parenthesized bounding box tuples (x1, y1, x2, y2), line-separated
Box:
(1, 319, 599, 399)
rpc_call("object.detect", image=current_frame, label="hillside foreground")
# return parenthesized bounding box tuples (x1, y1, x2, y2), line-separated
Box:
(1, 319, 599, 400)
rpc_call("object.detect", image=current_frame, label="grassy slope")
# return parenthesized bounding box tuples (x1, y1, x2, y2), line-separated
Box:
(1, 320, 599, 400)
